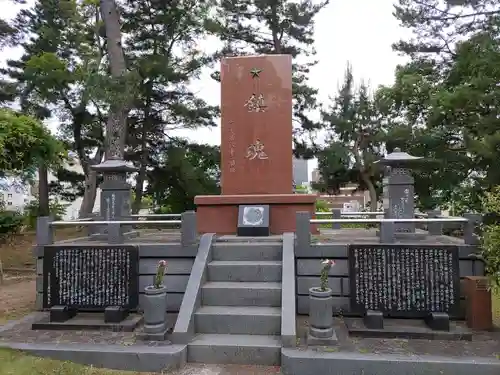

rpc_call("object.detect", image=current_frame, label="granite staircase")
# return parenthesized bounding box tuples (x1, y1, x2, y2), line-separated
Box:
(187, 239, 283, 365)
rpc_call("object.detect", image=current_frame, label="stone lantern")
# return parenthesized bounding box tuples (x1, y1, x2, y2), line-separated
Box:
(91, 116, 138, 239)
(376, 148, 423, 234)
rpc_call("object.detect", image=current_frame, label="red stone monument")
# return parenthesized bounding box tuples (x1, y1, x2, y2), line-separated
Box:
(195, 55, 317, 234)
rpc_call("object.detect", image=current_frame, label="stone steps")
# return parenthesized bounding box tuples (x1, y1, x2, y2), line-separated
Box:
(207, 260, 282, 282)
(187, 333, 281, 365)
(194, 305, 281, 335)
(201, 281, 282, 307)
(187, 240, 283, 365)
(212, 242, 282, 261)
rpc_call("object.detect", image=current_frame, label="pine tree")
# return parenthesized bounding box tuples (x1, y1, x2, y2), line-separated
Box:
(320, 64, 384, 211)
(2, 0, 111, 215)
(120, 0, 219, 212)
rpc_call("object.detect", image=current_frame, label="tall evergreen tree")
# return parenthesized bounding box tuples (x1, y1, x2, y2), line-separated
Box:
(383, 0, 500, 211)
(320, 64, 384, 211)
(121, 0, 219, 212)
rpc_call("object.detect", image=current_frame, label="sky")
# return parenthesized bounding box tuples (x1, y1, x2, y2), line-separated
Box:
(1, 0, 410, 180)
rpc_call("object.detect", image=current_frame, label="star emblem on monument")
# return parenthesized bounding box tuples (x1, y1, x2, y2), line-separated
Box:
(250, 68, 262, 78)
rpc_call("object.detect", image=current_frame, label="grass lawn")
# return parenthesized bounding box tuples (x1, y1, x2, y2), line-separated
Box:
(493, 288, 500, 327)
(1, 228, 86, 270)
(0, 349, 160, 375)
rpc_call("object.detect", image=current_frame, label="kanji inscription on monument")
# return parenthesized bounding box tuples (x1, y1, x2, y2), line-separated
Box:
(348, 244, 461, 318)
(245, 139, 268, 160)
(228, 127, 236, 172)
(244, 93, 267, 112)
(43, 246, 139, 310)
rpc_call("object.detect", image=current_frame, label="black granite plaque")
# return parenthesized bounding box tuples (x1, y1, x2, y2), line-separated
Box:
(348, 244, 461, 318)
(43, 245, 139, 311)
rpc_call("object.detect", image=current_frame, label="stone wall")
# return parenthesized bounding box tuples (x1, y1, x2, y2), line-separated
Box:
(294, 243, 485, 318)
(34, 243, 198, 312)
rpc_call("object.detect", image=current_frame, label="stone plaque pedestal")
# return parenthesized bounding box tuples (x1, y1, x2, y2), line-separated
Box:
(195, 194, 318, 235)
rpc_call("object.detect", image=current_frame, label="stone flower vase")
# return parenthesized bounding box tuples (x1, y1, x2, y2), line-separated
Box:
(143, 285, 168, 334)
(309, 287, 334, 339)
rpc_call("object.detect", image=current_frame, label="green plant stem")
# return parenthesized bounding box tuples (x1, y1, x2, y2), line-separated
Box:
(154, 263, 166, 288)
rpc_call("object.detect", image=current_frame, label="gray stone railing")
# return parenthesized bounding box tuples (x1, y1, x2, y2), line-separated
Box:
(36, 211, 198, 247)
(130, 213, 182, 220)
(314, 209, 431, 229)
(298, 211, 482, 245)
(171, 233, 214, 344)
(281, 232, 296, 348)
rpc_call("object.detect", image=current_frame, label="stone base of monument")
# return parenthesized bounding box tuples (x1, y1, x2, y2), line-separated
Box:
(363, 310, 384, 329)
(307, 326, 338, 346)
(425, 312, 450, 331)
(31, 311, 142, 332)
(136, 327, 171, 342)
(195, 194, 318, 234)
(375, 230, 428, 240)
(89, 230, 140, 241)
(48, 305, 77, 322)
(104, 306, 129, 323)
(346, 317, 472, 341)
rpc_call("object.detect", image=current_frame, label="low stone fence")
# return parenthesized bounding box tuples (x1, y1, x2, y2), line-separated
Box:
(294, 212, 485, 319)
(34, 212, 198, 312)
(33, 210, 486, 319)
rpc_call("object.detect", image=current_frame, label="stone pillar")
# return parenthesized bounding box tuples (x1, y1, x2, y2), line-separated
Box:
(385, 167, 415, 233)
(331, 208, 341, 229)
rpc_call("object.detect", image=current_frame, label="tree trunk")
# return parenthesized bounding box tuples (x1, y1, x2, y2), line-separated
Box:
(132, 94, 151, 214)
(132, 165, 146, 214)
(38, 163, 50, 217)
(78, 169, 98, 217)
(361, 172, 378, 212)
(100, 0, 129, 159)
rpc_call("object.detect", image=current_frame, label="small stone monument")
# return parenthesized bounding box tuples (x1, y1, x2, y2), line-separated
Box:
(376, 148, 423, 235)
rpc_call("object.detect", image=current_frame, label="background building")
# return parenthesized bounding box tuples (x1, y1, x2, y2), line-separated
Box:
(0, 156, 103, 220)
(311, 168, 320, 183)
(293, 157, 309, 186)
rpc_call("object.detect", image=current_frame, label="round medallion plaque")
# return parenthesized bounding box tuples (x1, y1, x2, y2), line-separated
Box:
(243, 206, 264, 226)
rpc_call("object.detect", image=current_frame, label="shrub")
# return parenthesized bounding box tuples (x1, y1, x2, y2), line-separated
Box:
(23, 199, 67, 229)
(0, 210, 25, 239)
(315, 199, 330, 212)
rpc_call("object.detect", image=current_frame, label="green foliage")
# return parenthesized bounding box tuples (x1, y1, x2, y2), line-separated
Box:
(480, 186, 500, 289)
(153, 260, 167, 289)
(0, 108, 64, 178)
(319, 64, 383, 210)
(379, 0, 500, 212)
(23, 199, 67, 229)
(315, 199, 330, 213)
(153, 206, 175, 215)
(147, 140, 220, 214)
(319, 259, 335, 291)
(312, 142, 356, 195)
(0, 210, 25, 239)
